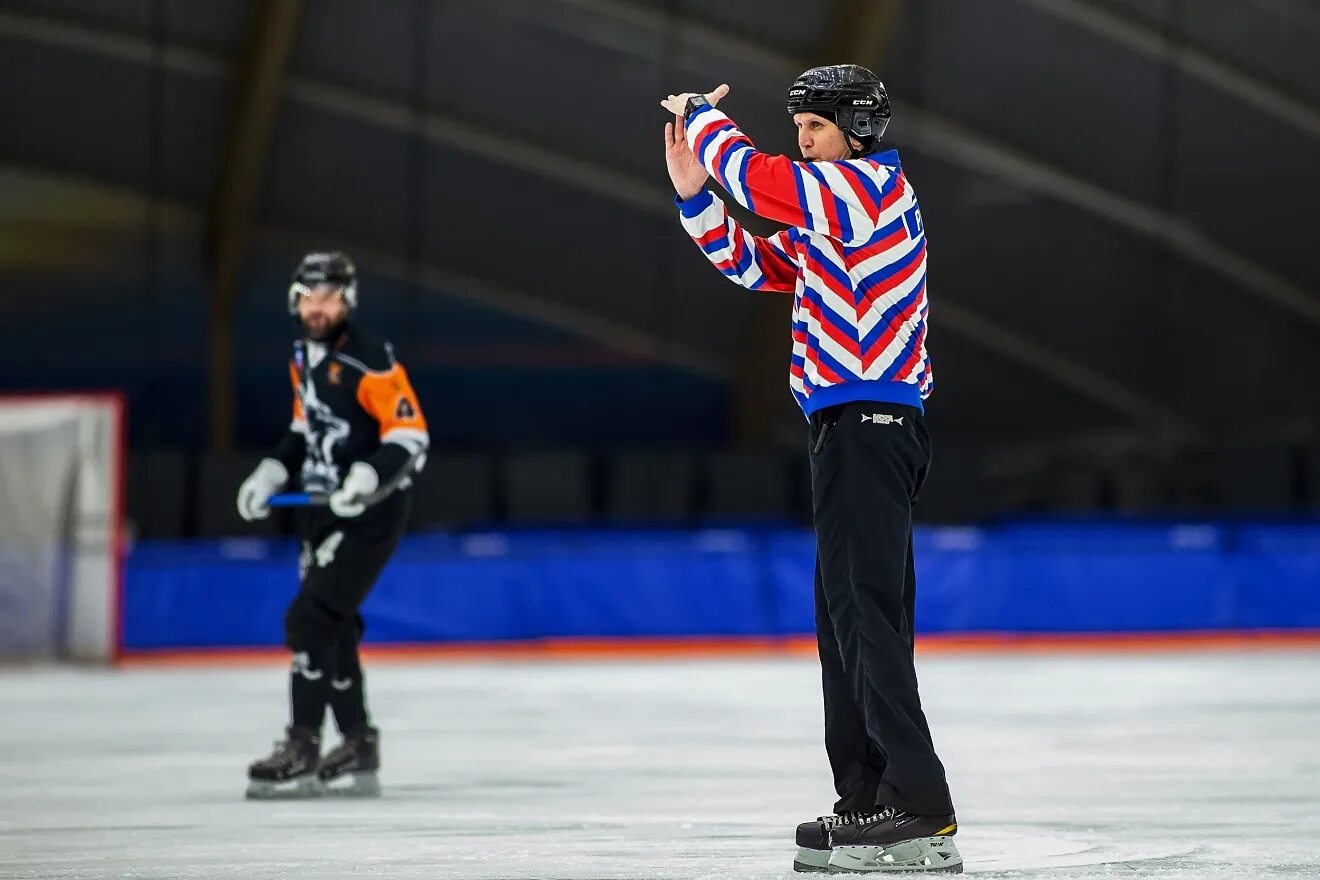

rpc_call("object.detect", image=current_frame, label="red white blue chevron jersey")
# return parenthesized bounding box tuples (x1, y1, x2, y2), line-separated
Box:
(677, 103, 932, 416)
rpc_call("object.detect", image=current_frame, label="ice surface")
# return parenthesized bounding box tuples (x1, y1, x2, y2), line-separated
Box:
(2, 651, 1318, 879)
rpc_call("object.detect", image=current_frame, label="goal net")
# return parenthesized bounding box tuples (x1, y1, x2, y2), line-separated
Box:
(0, 394, 123, 662)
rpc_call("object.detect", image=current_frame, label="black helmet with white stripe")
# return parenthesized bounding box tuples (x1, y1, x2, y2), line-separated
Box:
(287, 251, 358, 315)
(786, 64, 891, 153)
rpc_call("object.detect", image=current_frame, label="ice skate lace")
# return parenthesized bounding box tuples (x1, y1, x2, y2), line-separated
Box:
(264, 740, 295, 761)
(817, 810, 880, 829)
(323, 739, 354, 759)
(263, 735, 308, 763)
(849, 806, 899, 825)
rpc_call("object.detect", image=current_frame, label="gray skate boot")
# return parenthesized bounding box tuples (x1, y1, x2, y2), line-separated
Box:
(245, 726, 323, 799)
(317, 724, 380, 797)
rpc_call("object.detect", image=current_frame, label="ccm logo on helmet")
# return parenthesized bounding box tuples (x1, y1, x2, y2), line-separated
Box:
(853, 98, 875, 106)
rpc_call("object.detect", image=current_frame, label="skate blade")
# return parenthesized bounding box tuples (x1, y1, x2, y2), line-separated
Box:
(245, 774, 325, 800)
(321, 770, 381, 798)
(793, 846, 832, 873)
(828, 837, 962, 874)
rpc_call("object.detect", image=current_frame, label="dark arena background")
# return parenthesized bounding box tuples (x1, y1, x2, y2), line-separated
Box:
(1, 1, 1318, 877)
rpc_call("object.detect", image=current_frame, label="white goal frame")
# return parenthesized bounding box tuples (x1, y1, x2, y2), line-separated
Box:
(0, 392, 125, 662)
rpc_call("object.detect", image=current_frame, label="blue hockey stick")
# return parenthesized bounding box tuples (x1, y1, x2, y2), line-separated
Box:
(265, 449, 423, 510)
(267, 492, 329, 508)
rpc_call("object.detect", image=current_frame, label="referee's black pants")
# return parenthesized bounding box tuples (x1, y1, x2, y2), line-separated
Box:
(808, 401, 954, 817)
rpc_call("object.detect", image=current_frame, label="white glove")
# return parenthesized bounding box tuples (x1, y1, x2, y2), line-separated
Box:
(236, 458, 288, 521)
(329, 462, 380, 519)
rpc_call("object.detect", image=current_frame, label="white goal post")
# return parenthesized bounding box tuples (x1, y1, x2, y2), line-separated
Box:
(0, 393, 124, 662)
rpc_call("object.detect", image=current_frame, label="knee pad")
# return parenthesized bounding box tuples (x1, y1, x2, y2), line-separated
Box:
(284, 593, 348, 651)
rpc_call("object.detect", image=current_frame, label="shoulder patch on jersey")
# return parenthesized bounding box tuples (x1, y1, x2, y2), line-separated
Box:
(395, 397, 416, 420)
(335, 327, 395, 373)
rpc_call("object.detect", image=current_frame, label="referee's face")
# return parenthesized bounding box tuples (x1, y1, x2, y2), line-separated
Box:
(794, 112, 850, 162)
(296, 285, 349, 341)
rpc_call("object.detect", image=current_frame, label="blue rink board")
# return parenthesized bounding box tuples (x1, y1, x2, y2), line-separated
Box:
(123, 523, 1320, 649)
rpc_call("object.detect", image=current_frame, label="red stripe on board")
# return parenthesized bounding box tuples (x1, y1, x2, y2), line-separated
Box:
(915, 630, 1320, 654)
(116, 630, 1320, 667)
(119, 637, 812, 667)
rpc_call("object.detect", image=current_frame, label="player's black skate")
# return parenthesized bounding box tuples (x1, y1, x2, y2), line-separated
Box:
(317, 724, 380, 797)
(245, 726, 323, 799)
(827, 807, 961, 874)
(794, 812, 862, 872)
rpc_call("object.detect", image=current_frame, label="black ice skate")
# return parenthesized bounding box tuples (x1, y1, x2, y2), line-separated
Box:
(827, 807, 961, 874)
(794, 812, 863, 873)
(245, 726, 323, 799)
(317, 725, 380, 797)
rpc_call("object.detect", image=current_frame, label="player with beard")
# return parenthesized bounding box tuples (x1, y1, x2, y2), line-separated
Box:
(236, 251, 428, 799)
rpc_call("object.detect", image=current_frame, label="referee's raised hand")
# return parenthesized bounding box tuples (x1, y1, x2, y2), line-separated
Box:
(663, 115, 707, 201)
(662, 84, 730, 200)
(659, 83, 729, 117)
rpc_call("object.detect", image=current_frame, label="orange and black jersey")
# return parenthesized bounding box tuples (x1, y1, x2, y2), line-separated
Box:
(271, 324, 428, 496)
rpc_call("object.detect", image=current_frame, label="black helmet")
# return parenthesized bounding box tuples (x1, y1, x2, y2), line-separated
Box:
(786, 64, 891, 152)
(287, 251, 358, 314)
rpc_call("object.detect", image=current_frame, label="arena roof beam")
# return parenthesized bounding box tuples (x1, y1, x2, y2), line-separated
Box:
(206, 0, 302, 451)
(0, 7, 1275, 437)
(4, 5, 1307, 340)
(1018, 0, 1320, 142)
(0, 2, 1202, 436)
(1, 3, 1312, 335)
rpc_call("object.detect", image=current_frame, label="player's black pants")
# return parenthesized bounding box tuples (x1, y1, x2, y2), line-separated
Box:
(284, 490, 410, 735)
(808, 402, 954, 817)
